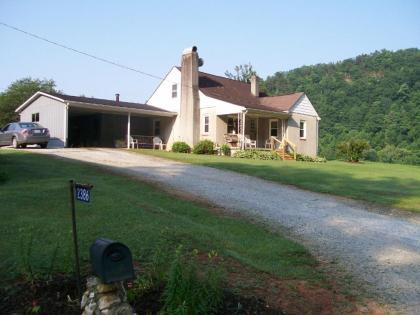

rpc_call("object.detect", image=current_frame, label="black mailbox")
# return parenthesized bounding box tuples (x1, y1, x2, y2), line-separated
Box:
(89, 238, 135, 283)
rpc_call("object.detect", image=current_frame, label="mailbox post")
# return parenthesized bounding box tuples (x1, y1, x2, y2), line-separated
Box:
(69, 180, 93, 298)
(81, 239, 135, 315)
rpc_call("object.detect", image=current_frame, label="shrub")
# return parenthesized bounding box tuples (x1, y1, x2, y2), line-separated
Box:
(193, 140, 215, 155)
(296, 154, 327, 163)
(221, 144, 231, 156)
(163, 248, 223, 315)
(233, 150, 280, 160)
(337, 138, 370, 162)
(172, 141, 191, 153)
(377, 145, 420, 165)
(363, 148, 378, 161)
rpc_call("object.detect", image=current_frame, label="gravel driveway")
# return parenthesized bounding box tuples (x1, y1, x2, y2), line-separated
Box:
(35, 148, 420, 313)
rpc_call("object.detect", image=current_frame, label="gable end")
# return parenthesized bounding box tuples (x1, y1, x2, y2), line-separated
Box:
(289, 95, 319, 118)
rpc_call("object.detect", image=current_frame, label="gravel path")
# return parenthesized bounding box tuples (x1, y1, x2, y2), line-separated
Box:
(36, 148, 420, 313)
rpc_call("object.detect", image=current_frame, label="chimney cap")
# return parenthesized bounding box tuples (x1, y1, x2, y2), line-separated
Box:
(182, 46, 198, 55)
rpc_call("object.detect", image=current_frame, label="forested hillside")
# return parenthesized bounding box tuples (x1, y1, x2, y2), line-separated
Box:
(262, 49, 420, 164)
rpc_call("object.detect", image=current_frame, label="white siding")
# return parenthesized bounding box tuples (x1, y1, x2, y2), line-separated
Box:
(146, 67, 182, 112)
(289, 95, 319, 117)
(199, 91, 245, 115)
(19, 96, 66, 147)
(147, 67, 246, 149)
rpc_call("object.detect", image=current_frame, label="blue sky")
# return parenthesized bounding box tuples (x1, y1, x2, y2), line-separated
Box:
(1, 0, 419, 103)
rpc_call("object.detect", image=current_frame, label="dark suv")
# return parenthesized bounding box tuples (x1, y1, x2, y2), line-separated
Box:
(0, 122, 50, 148)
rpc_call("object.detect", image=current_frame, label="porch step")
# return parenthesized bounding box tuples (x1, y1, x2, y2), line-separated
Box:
(275, 150, 295, 161)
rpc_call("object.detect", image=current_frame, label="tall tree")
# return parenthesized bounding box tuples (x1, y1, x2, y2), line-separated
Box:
(263, 48, 420, 164)
(0, 78, 57, 126)
(225, 63, 257, 83)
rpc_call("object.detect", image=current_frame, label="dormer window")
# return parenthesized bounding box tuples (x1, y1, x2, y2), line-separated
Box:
(172, 84, 177, 98)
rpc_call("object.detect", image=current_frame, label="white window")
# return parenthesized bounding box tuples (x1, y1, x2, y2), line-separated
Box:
(227, 117, 237, 134)
(269, 119, 278, 137)
(171, 84, 177, 98)
(204, 115, 209, 133)
(300, 120, 306, 139)
(32, 113, 39, 122)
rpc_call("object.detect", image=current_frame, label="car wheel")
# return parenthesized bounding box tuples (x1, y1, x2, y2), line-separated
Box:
(12, 137, 19, 149)
(20, 144, 27, 149)
(40, 143, 48, 149)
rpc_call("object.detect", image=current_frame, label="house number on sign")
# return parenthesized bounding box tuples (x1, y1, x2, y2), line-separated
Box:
(75, 185, 91, 203)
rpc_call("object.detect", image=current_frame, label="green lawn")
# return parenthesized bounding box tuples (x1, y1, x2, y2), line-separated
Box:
(0, 150, 320, 284)
(134, 149, 420, 212)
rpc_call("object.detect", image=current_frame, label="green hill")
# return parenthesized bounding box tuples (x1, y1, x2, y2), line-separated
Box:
(262, 48, 420, 164)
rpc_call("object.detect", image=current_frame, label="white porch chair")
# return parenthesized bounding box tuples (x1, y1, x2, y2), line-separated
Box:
(265, 138, 271, 149)
(244, 135, 257, 149)
(153, 136, 166, 150)
(130, 136, 139, 149)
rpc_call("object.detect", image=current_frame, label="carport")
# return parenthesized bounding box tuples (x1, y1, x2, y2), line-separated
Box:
(15, 92, 177, 148)
(66, 95, 176, 148)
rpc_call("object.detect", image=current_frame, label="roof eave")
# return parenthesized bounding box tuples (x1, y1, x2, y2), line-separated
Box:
(68, 101, 177, 117)
(246, 108, 290, 117)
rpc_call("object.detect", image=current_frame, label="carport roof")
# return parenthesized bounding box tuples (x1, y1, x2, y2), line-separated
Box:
(49, 92, 168, 111)
(16, 91, 176, 116)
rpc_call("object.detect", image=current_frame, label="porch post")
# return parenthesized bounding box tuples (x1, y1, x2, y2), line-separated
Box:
(282, 119, 286, 140)
(64, 103, 69, 148)
(127, 112, 131, 149)
(256, 117, 259, 148)
(241, 111, 246, 150)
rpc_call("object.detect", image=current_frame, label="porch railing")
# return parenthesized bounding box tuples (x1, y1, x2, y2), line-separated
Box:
(270, 136, 297, 160)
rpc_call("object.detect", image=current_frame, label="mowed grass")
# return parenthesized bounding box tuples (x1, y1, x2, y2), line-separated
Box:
(135, 149, 420, 212)
(0, 150, 320, 284)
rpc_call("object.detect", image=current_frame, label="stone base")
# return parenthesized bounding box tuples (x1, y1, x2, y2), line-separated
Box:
(81, 277, 134, 315)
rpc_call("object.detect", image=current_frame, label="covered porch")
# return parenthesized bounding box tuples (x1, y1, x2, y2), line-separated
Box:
(215, 110, 297, 160)
(218, 110, 289, 149)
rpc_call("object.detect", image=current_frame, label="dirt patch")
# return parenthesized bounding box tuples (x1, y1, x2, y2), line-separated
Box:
(218, 257, 391, 315)
(0, 275, 282, 315)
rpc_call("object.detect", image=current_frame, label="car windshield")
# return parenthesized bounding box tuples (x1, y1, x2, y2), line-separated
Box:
(19, 123, 41, 128)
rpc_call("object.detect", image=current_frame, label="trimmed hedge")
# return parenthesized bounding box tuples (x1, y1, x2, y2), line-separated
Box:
(172, 141, 191, 153)
(193, 140, 215, 155)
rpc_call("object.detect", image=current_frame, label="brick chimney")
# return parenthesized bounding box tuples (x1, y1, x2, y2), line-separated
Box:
(250, 75, 259, 97)
(115, 93, 120, 104)
(179, 46, 201, 146)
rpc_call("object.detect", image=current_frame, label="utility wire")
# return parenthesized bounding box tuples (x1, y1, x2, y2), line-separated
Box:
(0, 21, 174, 83)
